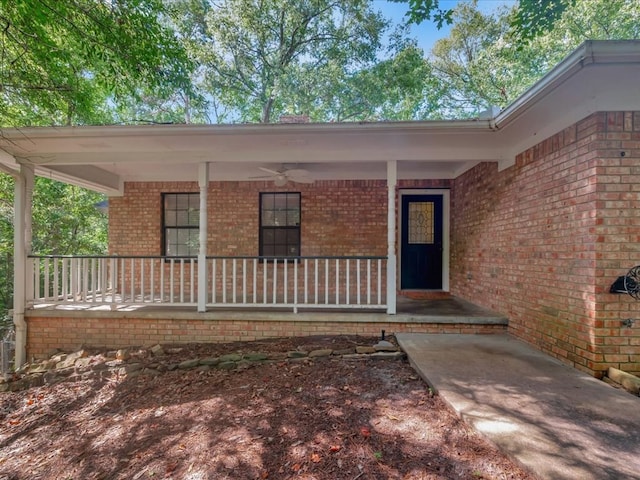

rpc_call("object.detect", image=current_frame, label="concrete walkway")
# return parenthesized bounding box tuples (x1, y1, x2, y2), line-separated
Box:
(396, 333, 640, 480)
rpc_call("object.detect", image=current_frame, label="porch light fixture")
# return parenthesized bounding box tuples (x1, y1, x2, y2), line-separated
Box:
(610, 265, 640, 299)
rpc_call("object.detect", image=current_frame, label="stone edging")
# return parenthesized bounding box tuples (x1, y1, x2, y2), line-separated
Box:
(1, 342, 405, 393)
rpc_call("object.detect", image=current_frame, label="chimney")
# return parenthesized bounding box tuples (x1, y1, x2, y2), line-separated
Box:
(279, 114, 310, 124)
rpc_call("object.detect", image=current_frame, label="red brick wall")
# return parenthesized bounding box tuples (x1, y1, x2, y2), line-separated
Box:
(26, 314, 505, 360)
(110, 180, 393, 257)
(451, 112, 640, 376)
(110, 179, 449, 258)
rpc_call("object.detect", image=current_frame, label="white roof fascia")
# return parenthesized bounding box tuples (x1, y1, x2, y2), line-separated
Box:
(494, 40, 640, 131)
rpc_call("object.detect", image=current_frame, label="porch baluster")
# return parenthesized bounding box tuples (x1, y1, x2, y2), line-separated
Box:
(211, 258, 218, 303)
(252, 258, 257, 304)
(44, 258, 50, 301)
(283, 259, 288, 305)
(377, 259, 382, 305)
(190, 258, 195, 303)
(367, 260, 372, 305)
(222, 258, 227, 304)
(232, 258, 237, 303)
(242, 258, 247, 304)
(335, 259, 340, 305)
(356, 259, 361, 305)
(272, 259, 277, 304)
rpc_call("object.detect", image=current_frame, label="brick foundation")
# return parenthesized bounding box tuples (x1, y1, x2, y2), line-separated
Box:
(25, 314, 505, 360)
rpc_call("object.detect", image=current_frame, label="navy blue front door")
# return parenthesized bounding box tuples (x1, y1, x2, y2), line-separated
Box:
(401, 194, 443, 289)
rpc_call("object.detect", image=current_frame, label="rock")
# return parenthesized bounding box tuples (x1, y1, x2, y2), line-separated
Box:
(166, 347, 183, 354)
(355, 346, 376, 354)
(167, 364, 178, 371)
(333, 348, 355, 356)
(244, 353, 268, 362)
(29, 360, 56, 374)
(199, 357, 220, 366)
(342, 354, 370, 360)
(50, 353, 67, 364)
(195, 365, 210, 372)
(374, 340, 397, 352)
(116, 349, 130, 361)
(178, 359, 200, 370)
(309, 349, 333, 358)
(150, 344, 165, 356)
(74, 358, 94, 369)
(118, 363, 143, 375)
(219, 353, 242, 362)
(287, 351, 308, 359)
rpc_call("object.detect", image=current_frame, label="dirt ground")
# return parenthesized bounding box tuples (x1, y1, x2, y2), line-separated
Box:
(0, 335, 536, 480)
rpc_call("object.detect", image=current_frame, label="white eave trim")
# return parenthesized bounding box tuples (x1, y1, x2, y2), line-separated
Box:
(494, 40, 640, 131)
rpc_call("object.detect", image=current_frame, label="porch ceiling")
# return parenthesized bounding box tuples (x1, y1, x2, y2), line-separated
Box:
(1, 40, 640, 196)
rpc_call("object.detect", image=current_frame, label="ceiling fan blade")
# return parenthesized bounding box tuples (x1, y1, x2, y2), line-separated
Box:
(289, 174, 313, 184)
(283, 168, 309, 177)
(258, 167, 281, 175)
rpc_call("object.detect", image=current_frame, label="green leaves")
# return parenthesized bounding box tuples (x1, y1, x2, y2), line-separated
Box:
(389, 0, 453, 29)
(0, 0, 192, 126)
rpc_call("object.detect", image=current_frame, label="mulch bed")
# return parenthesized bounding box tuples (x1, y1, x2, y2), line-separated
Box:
(0, 335, 536, 479)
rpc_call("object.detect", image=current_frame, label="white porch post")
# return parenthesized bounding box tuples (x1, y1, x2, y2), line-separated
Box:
(13, 163, 34, 367)
(386, 160, 397, 314)
(197, 162, 209, 312)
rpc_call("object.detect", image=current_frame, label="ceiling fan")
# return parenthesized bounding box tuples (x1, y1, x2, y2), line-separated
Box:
(253, 166, 313, 186)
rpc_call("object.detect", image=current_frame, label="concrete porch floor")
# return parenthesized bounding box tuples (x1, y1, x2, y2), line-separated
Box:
(30, 295, 508, 326)
(397, 333, 640, 480)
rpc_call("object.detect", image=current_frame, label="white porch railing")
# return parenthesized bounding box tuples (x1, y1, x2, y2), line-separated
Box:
(27, 255, 387, 311)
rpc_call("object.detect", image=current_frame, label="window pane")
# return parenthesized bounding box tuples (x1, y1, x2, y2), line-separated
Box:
(273, 211, 287, 227)
(262, 210, 275, 226)
(288, 244, 299, 256)
(262, 245, 275, 256)
(274, 245, 287, 256)
(274, 194, 288, 210)
(188, 209, 199, 225)
(408, 201, 435, 244)
(287, 210, 300, 226)
(275, 229, 287, 244)
(165, 209, 176, 227)
(262, 194, 275, 210)
(263, 229, 274, 244)
(176, 210, 189, 225)
(175, 195, 189, 209)
(287, 229, 299, 244)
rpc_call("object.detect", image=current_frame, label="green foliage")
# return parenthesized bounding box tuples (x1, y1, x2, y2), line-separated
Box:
(512, 0, 574, 43)
(0, 173, 107, 322)
(0, 0, 192, 126)
(196, 0, 394, 123)
(429, 0, 640, 118)
(388, 0, 453, 28)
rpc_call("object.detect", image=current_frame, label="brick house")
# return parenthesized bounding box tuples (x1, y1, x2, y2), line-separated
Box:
(2, 40, 640, 377)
